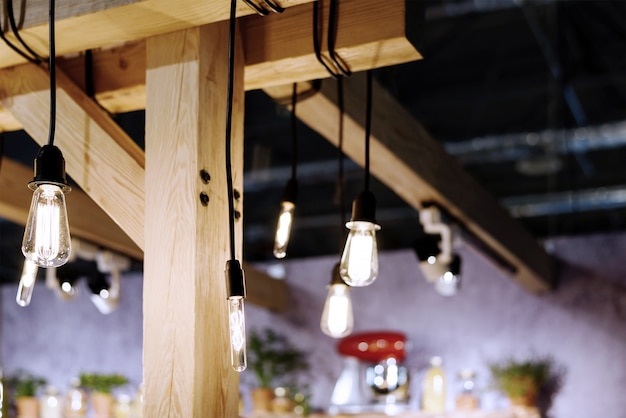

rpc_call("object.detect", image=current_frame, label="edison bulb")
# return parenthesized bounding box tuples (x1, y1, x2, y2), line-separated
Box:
(22, 184, 71, 268)
(339, 221, 380, 286)
(228, 296, 247, 372)
(435, 271, 460, 297)
(273, 201, 295, 259)
(16, 259, 39, 307)
(320, 283, 354, 338)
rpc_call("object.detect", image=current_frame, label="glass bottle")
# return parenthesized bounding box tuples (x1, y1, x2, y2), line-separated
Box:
(64, 378, 87, 418)
(421, 356, 446, 412)
(455, 369, 479, 411)
(41, 386, 63, 418)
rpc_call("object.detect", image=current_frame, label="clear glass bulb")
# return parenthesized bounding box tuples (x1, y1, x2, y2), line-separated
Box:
(339, 221, 380, 287)
(435, 271, 460, 297)
(22, 184, 71, 268)
(320, 283, 354, 338)
(273, 201, 295, 259)
(228, 296, 247, 372)
(16, 259, 39, 307)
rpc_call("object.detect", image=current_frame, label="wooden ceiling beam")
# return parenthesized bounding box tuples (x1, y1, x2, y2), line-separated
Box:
(0, 0, 313, 69)
(0, 63, 286, 310)
(0, 157, 143, 260)
(265, 75, 554, 293)
(0, 0, 421, 131)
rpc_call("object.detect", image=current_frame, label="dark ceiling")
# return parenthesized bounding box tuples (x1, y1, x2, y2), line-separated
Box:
(0, 0, 624, 283)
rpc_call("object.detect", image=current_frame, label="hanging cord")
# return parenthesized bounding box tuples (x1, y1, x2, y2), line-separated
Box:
(0, 3, 39, 63)
(290, 82, 298, 180)
(47, 0, 56, 147)
(225, 0, 238, 261)
(337, 77, 345, 254)
(0, 133, 4, 175)
(6, 0, 44, 62)
(312, 1, 338, 78)
(243, 0, 284, 16)
(364, 70, 372, 192)
(327, 0, 351, 77)
(85, 49, 95, 98)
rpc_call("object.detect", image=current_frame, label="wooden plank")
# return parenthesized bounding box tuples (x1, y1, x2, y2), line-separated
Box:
(0, 63, 146, 249)
(0, 0, 422, 131)
(144, 24, 242, 417)
(0, 157, 143, 259)
(0, 0, 314, 69)
(265, 75, 554, 293)
(242, 0, 422, 89)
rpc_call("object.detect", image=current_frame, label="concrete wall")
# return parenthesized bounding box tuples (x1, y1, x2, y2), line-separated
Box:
(1, 233, 625, 417)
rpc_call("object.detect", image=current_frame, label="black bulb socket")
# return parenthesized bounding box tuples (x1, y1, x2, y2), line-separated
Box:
(349, 190, 377, 224)
(225, 259, 246, 298)
(281, 178, 298, 204)
(29, 145, 71, 193)
(329, 262, 347, 286)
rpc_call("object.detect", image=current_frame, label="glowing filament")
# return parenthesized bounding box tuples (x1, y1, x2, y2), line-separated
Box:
(228, 297, 247, 372)
(22, 184, 71, 268)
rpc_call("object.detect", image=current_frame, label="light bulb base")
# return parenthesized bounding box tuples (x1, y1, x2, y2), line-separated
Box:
(29, 145, 71, 193)
(225, 259, 246, 298)
(281, 178, 298, 204)
(329, 262, 345, 286)
(349, 190, 378, 225)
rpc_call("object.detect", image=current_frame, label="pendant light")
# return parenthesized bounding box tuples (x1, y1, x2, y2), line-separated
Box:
(16, 259, 38, 307)
(273, 83, 298, 259)
(21, 0, 72, 268)
(339, 71, 380, 287)
(224, 0, 247, 372)
(321, 262, 354, 338)
(321, 78, 354, 338)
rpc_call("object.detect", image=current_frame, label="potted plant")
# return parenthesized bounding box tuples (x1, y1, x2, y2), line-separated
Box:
(489, 356, 553, 407)
(6, 369, 46, 418)
(246, 328, 309, 412)
(79, 373, 128, 418)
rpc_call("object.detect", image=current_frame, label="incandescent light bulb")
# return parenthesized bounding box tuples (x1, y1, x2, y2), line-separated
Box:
(339, 221, 380, 287)
(273, 201, 295, 259)
(22, 184, 71, 267)
(320, 282, 354, 338)
(226, 260, 247, 372)
(228, 297, 247, 372)
(16, 259, 39, 307)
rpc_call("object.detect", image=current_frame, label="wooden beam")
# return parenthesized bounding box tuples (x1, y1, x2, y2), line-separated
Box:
(0, 0, 314, 70)
(242, 0, 422, 89)
(0, 63, 146, 249)
(0, 0, 422, 131)
(265, 76, 554, 293)
(0, 157, 142, 259)
(0, 62, 286, 310)
(144, 24, 241, 416)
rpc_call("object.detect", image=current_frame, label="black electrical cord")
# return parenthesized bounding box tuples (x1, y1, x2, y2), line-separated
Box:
(327, 0, 351, 77)
(0, 5, 39, 63)
(290, 82, 298, 180)
(261, 0, 284, 14)
(47, 0, 56, 147)
(337, 77, 345, 254)
(312, 1, 339, 78)
(6, 0, 44, 62)
(0, 133, 4, 175)
(243, 0, 269, 16)
(85, 49, 95, 98)
(364, 70, 372, 192)
(225, 0, 238, 262)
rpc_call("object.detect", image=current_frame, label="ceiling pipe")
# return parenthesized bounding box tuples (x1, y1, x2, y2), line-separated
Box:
(444, 122, 626, 165)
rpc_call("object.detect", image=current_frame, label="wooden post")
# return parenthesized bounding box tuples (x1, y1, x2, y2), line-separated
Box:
(144, 21, 244, 417)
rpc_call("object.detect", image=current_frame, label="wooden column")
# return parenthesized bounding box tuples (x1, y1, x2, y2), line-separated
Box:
(144, 21, 244, 417)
